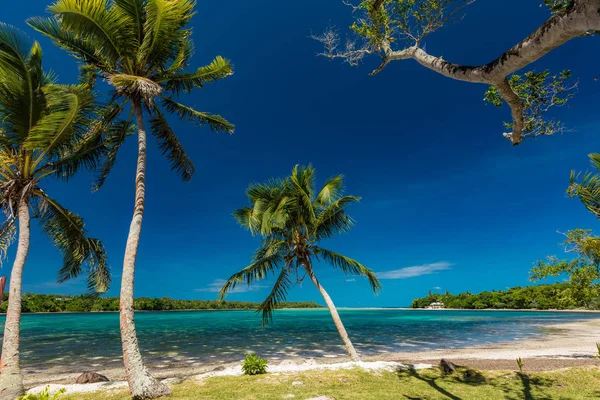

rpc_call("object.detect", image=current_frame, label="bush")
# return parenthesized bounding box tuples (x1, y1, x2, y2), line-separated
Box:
(18, 386, 65, 400)
(242, 353, 268, 375)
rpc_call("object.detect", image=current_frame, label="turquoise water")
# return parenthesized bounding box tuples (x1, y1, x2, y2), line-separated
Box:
(1, 309, 599, 371)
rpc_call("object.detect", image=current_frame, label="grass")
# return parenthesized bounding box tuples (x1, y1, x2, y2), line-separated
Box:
(60, 366, 600, 400)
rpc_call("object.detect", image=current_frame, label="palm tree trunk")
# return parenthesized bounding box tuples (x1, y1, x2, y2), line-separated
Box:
(305, 264, 360, 362)
(0, 199, 30, 400)
(120, 99, 171, 399)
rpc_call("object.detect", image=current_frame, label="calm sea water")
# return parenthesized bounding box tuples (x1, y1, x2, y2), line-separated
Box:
(1, 309, 599, 371)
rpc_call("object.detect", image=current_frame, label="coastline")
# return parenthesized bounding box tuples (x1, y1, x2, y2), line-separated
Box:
(4, 307, 600, 315)
(22, 317, 600, 390)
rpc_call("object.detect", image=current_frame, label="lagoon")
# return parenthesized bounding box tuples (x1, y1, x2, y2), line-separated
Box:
(2, 309, 599, 372)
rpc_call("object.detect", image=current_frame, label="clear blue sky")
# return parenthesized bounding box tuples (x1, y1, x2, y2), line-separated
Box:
(3, 0, 600, 307)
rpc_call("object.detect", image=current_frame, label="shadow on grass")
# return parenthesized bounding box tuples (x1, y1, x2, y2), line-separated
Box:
(397, 367, 470, 400)
(512, 372, 553, 400)
(397, 365, 555, 400)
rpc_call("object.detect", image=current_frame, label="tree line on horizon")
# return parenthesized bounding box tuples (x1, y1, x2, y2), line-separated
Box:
(0, 0, 599, 399)
(0, 293, 321, 314)
(411, 282, 600, 310)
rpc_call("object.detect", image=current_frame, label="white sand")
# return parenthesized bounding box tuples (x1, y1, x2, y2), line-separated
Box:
(27, 360, 431, 396)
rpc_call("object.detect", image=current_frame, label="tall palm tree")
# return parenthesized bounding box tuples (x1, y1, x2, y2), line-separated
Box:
(568, 153, 600, 218)
(220, 165, 381, 362)
(0, 24, 110, 399)
(29, 1, 234, 397)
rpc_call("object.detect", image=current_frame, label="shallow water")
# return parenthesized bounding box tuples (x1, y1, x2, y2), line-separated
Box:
(1, 309, 599, 371)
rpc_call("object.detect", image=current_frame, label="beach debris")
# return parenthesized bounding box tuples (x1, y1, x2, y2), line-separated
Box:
(439, 359, 457, 375)
(291, 381, 304, 386)
(75, 372, 109, 384)
(305, 396, 335, 400)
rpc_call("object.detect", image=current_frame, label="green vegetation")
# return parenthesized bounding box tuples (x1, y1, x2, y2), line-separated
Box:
(0, 293, 321, 313)
(411, 282, 600, 310)
(19, 386, 65, 400)
(59, 367, 600, 400)
(221, 165, 381, 361)
(241, 354, 268, 376)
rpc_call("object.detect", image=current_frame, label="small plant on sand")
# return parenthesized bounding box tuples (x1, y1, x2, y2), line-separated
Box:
(18, 386, 65, 400)
(242, 353, 268, 375)
(516, 357, 524, 372)
(596, 342, 600, 358)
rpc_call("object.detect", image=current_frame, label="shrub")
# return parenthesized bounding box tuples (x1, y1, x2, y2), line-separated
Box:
(18, 386, 65, 400)
(242, 353, 268, 375)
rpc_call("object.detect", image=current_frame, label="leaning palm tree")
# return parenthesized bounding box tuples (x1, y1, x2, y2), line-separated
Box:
(220, 165, 381, 362)
(0, 25, 110, 399)
(568, 153, 600, 218)
(28, 1, 234, 397)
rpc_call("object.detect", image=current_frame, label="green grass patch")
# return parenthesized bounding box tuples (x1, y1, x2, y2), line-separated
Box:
(61, 366, 600, 400)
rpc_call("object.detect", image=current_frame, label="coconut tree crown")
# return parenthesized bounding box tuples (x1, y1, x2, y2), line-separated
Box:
(0, 24, 110, 291)
(28, 0, 235, 186)
(221, 165, 381, 323)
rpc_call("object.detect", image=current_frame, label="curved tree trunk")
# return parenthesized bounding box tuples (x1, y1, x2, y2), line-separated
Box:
(0, 199, 30, 400)
(305, 265, 360, 362)
(120, 99, 171, 399)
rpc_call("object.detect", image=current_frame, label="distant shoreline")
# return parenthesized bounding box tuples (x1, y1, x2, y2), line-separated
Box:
(4, 307, 600, 315)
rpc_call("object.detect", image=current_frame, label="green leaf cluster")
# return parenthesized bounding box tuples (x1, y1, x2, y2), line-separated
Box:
(350, 0, 471, 48)
(484, 70, 575, 137)
(241, 353, 268, 376)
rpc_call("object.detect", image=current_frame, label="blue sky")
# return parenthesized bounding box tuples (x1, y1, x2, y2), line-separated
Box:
(2, 0, 600, 307)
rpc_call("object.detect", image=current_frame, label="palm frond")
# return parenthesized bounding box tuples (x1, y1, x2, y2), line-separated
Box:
(93, 118, 134, 191)
(0, 218, 16, 263)
(25, 84, 95, 165)
(137, 0, 195, 68)
(113, 0, 145, 44)
(568, 171, 600, 218)
(314, 175, 344, 208)
(164, 31, 194, 74)
(35, 191, 110, 292)
(149, 106, 194, 181)
(47, 0, 135, 66)
(258, 264, 292, 326)
(314, 247, 381, 293)
(218, 240, 286, 299)
(0, 24, 43, 144)
(233, 207, 254, 229)
(291, 164, 316, 228)
(161, 96, 234, 133)
(27, 17, 111, 69)
(159, 56, 233, 94)
(313, 195, 360, 240)
(590, 153, 600, 171)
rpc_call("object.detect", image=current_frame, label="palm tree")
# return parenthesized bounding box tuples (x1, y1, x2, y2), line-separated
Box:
(0, 25, 110, 399)
(220, 165, 381, 362)
(568, 153, 600, 218)
(28, 1, 234, 397)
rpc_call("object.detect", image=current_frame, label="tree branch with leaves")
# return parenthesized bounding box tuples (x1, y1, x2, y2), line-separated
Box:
(313, 0, 598, 144)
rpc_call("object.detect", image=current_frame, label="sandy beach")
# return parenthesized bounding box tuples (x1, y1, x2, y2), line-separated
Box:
(23, 318, 600, 391)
